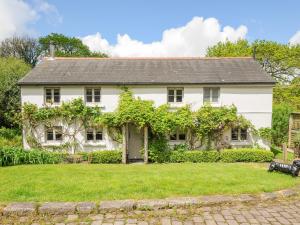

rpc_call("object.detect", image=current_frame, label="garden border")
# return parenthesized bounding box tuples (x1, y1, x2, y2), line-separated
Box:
(1, 185, 300, 216)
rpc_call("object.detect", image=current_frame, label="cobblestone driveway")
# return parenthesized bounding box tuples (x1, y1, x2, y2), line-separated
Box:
(1, 197, 300, 225)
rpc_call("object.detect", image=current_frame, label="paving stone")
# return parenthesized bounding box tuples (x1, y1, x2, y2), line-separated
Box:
(99, 200, 136, 212)
(200, 195, 237, 205)
(260, 192, 278, 200)
(89, 214, 104, 220)
(167, 197, 200, 207)
(66, 214, 79, 222)
(136, 199, 169, 210)
(39, 202, 77, 215)
(238, 194, 256, 202)
(77, 202, 97, 214)
(3, 202, 36, 216)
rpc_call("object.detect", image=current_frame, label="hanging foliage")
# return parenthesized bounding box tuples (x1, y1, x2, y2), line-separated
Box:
(21, 88, 260, 152)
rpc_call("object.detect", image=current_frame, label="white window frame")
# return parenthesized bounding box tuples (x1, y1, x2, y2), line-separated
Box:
(169, 130, 186, 141)
(167, 88, 184, 103)
(45, 126, 63, 142)
(231, 127, 248, 141)
(203, 87, 220, 104)
(44, 87, 60, 105)
(86, 127, 103, 142)
(85, 87, 101, 103)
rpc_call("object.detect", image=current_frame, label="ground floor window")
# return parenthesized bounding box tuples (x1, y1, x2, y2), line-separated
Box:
(231, 128, 248, 141)
(46, 126, 63, 141)
(86, 128, 103, 141)
(170, 130, 186, 141)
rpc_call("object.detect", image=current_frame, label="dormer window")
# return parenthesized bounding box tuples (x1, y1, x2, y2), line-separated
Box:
(168, 88, 183, 103)
(203, 87, 220, 103)
(45, 88, 60, 104)
(85, 88, 101, 103)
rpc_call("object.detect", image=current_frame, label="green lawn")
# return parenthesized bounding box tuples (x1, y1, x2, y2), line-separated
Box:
(0, 163, 299, 202)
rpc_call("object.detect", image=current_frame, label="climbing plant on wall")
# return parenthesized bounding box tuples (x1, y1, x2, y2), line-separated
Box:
(21, 89, 258, 152)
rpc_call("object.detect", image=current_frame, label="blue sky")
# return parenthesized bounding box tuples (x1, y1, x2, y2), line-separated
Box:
(33, 0, 299, 43)
(1, 0, 299, 56)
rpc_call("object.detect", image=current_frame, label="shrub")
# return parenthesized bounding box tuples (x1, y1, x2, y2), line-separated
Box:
(220, 148, 274, 163)
(185, 151, 220, 163)
(89, 150, 122, 164)
(148, 138, 171, 163)
(0, 147, 66, 166)
(169, 150, 220, 163)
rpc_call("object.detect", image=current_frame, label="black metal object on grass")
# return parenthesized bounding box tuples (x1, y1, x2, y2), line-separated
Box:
(268, 160, 300, 177)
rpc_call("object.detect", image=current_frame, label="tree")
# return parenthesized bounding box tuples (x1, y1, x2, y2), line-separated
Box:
(273, 77, 300, 110)
(206, 39, 300, 82)
(0, 36, 40, 67)
(271, 103, 293, 146)
(0, 58, 31, 128)
(39, 33, 108, 58)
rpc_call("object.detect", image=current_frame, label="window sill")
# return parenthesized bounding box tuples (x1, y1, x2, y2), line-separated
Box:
(84, 141, 106, 147)
(42, 141, 63, 146)
(169, 102, 185, 108)
(230, 140, 251, 145)
(85, 102, 105, 109)
(43, 103, 61, 107)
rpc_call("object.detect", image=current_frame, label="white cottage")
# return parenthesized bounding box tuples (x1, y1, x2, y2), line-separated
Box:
(19, 57, 275, 162)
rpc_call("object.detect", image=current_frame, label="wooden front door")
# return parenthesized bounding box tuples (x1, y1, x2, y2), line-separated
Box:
(128, 124, 143, 160)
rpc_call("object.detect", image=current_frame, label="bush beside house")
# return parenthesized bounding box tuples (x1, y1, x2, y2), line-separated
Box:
(0, 146, 274, 167)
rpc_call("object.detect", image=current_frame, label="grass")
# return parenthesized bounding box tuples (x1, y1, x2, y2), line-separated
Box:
(0, 163, 299, 202)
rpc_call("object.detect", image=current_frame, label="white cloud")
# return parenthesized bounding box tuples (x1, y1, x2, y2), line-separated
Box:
(289, 31, 300, 45)
(0, 0, 62, 41)
(82, 17, 248, 57)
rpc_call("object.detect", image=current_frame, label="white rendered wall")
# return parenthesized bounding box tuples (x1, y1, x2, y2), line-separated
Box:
(21, 85, 273, 150)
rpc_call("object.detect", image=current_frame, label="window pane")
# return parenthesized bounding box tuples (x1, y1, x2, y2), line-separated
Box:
(168, 89, 174, 95)
(170, 133, 177, 140)
(55, 126, 62, 141)
(95, 131, 103, 140)
(47, 130, 53, 141)
(86, 131, 94, 141)
(86, 95, 93, 102)
(178, 133, 186, 140)
(94, 89, 101, 102)
(240, 129, 248, 140)
(53, 89, 60, 103)
(203, 88, 211, 102)
(86, 89, 93, 102)
(45, 89, 52, 103)
(231, 128, 238, 141)
(168, 95, 174, 102)
(212, 88, 219, 103)
(176, 95, 182, 102)
(176, 89, 183, 102)
(176, 89, 182, 96)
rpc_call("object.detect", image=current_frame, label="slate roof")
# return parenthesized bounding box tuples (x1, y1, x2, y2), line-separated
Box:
(18, 57, 276, 85)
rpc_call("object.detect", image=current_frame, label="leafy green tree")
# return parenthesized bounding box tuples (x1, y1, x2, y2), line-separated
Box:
(271, 103, 293, 146)
(0, 36, 40, 67)
(0, 57, 31, 128)
(273, 77, 300, 110)
(206, 39, 300, 82)
(39, 33, 108, 57)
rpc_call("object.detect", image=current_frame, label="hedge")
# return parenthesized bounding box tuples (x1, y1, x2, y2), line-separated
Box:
(169, 150, 219, 163)
(89, 150, 122, 164)
(0, 147, 67, 167)
(220, 148, 274, 163)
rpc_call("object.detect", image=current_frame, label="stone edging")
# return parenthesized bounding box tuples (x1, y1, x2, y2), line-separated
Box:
(1, 186, 300, 216)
